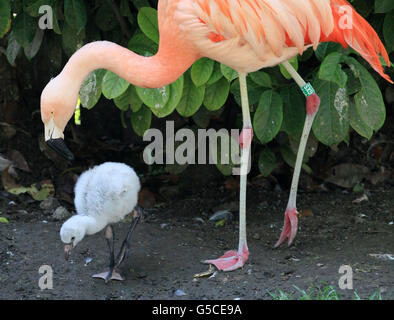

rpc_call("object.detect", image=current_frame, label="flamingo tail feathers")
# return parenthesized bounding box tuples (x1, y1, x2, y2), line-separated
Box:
(328, 0, 392, 83)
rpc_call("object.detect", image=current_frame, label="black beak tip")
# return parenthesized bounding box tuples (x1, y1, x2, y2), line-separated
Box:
(46, 138, 75, 161)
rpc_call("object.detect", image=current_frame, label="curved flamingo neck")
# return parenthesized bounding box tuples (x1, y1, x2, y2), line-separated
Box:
(61, 40, 199, 90)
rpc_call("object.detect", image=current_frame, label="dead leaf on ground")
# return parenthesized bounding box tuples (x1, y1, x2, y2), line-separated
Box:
(322, 164, 370, 188)
(194, 264, 215, 279)
(1, 168, 54, 201)
(7, 150, 31, 172)
(0, 122, 16, 140)
(298, 209, 314, 218)
(352, 194, 369, 204)
(138, 188, 156, 209)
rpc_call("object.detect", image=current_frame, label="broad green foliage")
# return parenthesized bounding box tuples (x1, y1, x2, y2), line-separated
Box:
(1, 0, 393, 175)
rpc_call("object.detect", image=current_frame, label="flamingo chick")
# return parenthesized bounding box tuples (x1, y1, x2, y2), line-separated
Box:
(60, 162, 142, 282)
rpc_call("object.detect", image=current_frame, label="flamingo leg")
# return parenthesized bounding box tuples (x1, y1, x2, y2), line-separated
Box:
(92, 225, 124, 282)
(275, 61, 320, 247)
(114, 207, 142, 269)
(204, 73, 251, 271)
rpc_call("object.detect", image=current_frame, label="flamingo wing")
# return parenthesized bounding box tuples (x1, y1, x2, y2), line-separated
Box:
(175, 0, 391, 81)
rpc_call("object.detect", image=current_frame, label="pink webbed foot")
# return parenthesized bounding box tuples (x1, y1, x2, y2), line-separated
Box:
(275, 208, 298, 247)
(92, 269, 124, 282)
(204, 244, 249, 272)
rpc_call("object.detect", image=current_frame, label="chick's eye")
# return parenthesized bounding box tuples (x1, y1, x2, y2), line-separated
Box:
(71, 236, 75, 241)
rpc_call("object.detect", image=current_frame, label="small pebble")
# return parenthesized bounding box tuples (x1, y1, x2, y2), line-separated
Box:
(174, 289, 186, 297)
(84, 257, 93, 266)
(52, 206, 71, 221)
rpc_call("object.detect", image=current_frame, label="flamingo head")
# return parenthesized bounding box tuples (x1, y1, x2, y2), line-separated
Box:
(60, 216, 86, 260)
(41, 75, 76, 161)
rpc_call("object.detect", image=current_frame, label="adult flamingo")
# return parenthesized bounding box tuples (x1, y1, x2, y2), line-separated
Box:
(41, 0, 392, 272)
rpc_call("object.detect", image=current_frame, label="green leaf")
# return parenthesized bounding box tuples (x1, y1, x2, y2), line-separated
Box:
(349, 101, 373, 139)
(344, 57, 386, 131)
(137, 7, 159, 44)
(64, 0, 87, 32)
(193, 107, 211, 128)
(23, 0, 52, 17)
(280, 143, 313, 174)
(312, 79, 349, 146)
(128, 32, 158, 56)
(258, 149, 276, 177)
(62, 21, 85, 56)
(221, 64, 239, 81)
(102, 71, 130, 99)
(206, 62, 223, 85)
(319, 52, 348, 88)
(130, 105, 152, 136)
(114, 86, 134, 111)
(129, 86, 144, 112)
(230, 78, 264, 107)
(6, 31, 21, 66)
(253, 90, 283, 144)
(209, 131, 239, 176)
(204, 77, 230, 111)
(177, 73, 205, 117)
(0, 217, 9, 223)
(280, 85, 305, 138)
(383, 11, 394, 53)
(0, 0, 11, 38)
(80, 69, 105, 109)
(24, 28, 44, 60)
(191, 58, 215, 87)
(315, 42, 344, 61)
(152, 75, 184, 118)
(12, 13, 36, 48)
(344, 69, 361, 95)
(279, 57, 298, 80)
(375, 0, 394, 13)
(250, 71, 272, 88)
(136, 85, 170, 111)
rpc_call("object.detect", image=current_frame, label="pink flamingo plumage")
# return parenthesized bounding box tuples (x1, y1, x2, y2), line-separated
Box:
(41, 0, 392, 272)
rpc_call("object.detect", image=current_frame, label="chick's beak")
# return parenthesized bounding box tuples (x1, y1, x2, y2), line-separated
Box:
(64, 243, 73, 261)
(44, 119, 75, 161)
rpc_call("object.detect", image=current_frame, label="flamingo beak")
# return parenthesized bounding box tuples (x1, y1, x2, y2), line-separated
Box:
(64, 243, 73, 261)
(44, 119, 75, 161)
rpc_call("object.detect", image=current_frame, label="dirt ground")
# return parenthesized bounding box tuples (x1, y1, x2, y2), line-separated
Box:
(0, 163, 393, 300)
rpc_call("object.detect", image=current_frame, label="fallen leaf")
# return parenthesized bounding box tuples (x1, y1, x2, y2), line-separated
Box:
(299, 209, 313, 218)
(28, 180, 55, 201)
(194, 265, 215, 279)
(0, 155, 13, 172)
(1, 166, 28, 194)
(352, 194, 369, 204)
(322, 164, 370, 188)
(369, 254, 394, 261)
(7, 150, 31, 172)
(2, 168, 54, 201)
(0, 217, 9, 223)
(0, 122, 16, 140)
